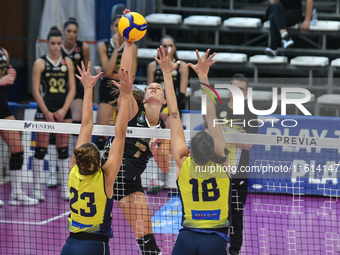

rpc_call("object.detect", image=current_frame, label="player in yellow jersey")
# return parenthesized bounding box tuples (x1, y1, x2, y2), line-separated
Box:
(154, 46, 232, 255)
(61, 48, 132, 253)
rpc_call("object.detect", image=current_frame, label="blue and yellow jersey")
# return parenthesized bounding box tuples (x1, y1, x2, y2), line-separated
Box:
(177, 157, 231, 230)
(67, 165, 113, 238)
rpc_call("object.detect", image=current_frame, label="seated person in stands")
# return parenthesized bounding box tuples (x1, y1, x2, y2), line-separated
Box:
(147, 35, 189, 121)
(264, 0, 313, 57)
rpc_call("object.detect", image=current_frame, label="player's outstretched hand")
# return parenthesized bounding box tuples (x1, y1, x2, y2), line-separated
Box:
(112, 69, 134, 97)
(154, 45, 180, 77)
(187, 49, 217, 78)
(76, 60, 102, 89)
(123, 9, 130, 15)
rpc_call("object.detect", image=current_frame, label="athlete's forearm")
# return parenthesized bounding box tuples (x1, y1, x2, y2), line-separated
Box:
(82, 87, 94, 127)
(151, 143, 172, 173)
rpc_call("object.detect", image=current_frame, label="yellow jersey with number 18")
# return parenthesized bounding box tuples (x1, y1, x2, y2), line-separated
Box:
(177, 157, 231, 230)
(67, 164, 113, 238)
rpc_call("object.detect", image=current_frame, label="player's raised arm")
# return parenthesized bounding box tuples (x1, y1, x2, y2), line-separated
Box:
(102, 69, 132, 195)
(154, 46, 188, 174)
(71, 61, 102, 162)
(117, 9, 138, 119)
(187, 49, 227, 165)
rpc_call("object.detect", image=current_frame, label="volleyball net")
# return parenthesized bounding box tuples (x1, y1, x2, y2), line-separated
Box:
(0, 118, 339, 255)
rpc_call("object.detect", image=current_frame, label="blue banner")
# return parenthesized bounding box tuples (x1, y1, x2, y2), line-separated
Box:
(248, 115, 340, 196)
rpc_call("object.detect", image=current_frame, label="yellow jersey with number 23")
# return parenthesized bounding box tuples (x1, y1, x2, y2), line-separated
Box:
(67, 164, 114, 238)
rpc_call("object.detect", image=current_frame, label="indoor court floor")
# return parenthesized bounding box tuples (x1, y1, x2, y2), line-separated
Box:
(0, 183, 339, 254)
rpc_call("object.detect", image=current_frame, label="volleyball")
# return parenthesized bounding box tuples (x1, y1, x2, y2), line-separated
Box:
(118, 12, 147, 42)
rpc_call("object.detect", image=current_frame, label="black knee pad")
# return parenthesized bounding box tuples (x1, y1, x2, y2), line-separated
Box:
(137, 234, 161, 255)
(72, 121, 81, 137)
(34, 147, 47, 160)
(57, 147, 69, 159)
(96, 136, 107, 150)
(10, 151, 24, 170)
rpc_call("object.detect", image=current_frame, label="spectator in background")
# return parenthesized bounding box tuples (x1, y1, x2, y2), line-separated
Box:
(148, 35, 189, 121)
(32, 27, 76, 201)
(264, 0, 313, 57)
(147, 35, 189, 194)
(0, 47, 38, 206)
(62, 17, 90, 149)
(95, 14, 137, 151)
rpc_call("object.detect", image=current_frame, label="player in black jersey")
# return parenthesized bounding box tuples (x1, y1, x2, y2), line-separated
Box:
(101, 10, 171, 255)
(147, 35, 189, 193)
(0, 47, 38, 206)
(44, 18, 91, 188)
(95, 13, 138, 151)
(32, 27, 76, 201)
(148, 35, 189, 115)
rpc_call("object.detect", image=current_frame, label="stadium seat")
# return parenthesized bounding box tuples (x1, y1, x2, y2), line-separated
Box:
(291, 56, 329, 88)
(290, 56, 329, 67)
(278, 92, 316, 115)
(183, 15, 222, 45)
(212, 53, 247, 63)
(309, 20, 340, 31)
(327, 58, 340, 93)
(223, 17, 262, 28)
(250, 55, 288, 64)
(249, 55, 288, 83)
(263, 20, 299, 30)
(315, 94, 340, 116)
(137, 48, 158, 59)
(177, 50, 205, 61)
(183, 15, 222, 26)
(145, 13, 182, 35)
(145, 13, 182, 25)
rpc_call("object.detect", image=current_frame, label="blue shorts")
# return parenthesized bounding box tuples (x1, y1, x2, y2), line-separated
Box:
(61, 237, 110, 255)
(172, 229, 228, 255)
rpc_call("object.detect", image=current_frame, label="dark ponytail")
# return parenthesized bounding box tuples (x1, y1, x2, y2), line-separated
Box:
(47, 26, 62, 41)
(112, 14, 122, 25)
(191, 131, 227, 165)
(64, 17, 78, 29)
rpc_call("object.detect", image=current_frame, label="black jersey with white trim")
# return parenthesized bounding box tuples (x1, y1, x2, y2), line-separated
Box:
(39, 54, 69, 112)
(101, 39, 125, 82)
(102, 103, 166, 179)
(61, 40, 83, 86)
(154, 59, 181, 95)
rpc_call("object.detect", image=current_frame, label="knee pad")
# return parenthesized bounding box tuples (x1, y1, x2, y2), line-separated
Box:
(96, 136, 107, 150)
(9, 151, 24, 170)
(137, 234, 161, 255)
(57, 147, 69, 159)
(72, 121, 81, 137)
(34, 147, 47, 160)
